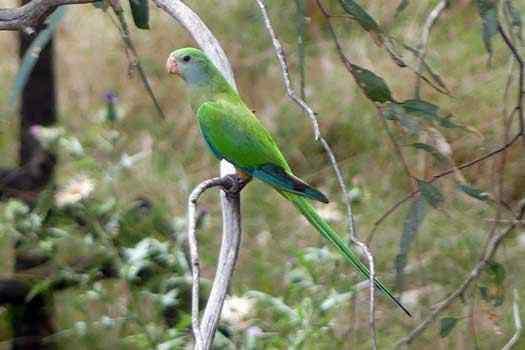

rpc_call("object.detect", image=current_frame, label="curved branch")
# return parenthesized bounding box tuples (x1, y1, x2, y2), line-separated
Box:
(0, 0, 95, 32)
(255, 0, 377, 347)
(151, 1, 241, 349)
(187, 176, 241, 348)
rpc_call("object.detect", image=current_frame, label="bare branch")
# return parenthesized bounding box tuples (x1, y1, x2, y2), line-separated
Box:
(0, 0, 95, 31)
(255, 0, 377, 347)
(254, 0, 320, 140)
(502, 289, 522, 350)
(187, 176, 240, 348)
(151, 1, 242, 348)
(414, 0, 447, 99)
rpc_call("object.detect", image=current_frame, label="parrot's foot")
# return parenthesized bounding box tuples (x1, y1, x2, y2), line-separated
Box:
(222, 174, 250, 196)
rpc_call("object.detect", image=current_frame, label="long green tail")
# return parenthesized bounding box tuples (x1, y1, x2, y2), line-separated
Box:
(284, 192, 411, 317)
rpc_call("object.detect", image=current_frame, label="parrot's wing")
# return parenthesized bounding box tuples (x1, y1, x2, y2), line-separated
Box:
(197, 100, 328, 203)
(253, 164, 328, 203)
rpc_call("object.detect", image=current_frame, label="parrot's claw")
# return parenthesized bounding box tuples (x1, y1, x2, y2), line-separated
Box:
(222, 174, 250, 196)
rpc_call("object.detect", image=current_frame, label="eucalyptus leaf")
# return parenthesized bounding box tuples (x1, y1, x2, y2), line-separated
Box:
(440, 317, 458, 337)
(487, 261, 506, 286)
(458, 183, 490, 202)
(475, 0, 498, 62)
(395, 196, 426, 289)
(411, 142, 448, 162)
(383, 102, 420, 134)
(400, 99, 459, 128)
(129, 0, 150, 29)
(418, 180, 444, 208)
(350, 64, 392, 103)
(339, 0, 380, 32)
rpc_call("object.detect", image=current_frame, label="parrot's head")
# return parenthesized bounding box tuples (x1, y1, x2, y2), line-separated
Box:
(166, 47, 214, 86)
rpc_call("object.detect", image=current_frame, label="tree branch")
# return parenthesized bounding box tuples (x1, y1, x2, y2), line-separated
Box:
(502, 288, 522, 350)
(151, 1, 241, 348)
(0, 0, 95, 32)
(414, 0, 448, 99)
(187, 176, 242, 348)
(255, 0, 377, 347)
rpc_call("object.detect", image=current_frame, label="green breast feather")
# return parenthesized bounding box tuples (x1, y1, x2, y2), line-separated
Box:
(196, 99, 328, 203)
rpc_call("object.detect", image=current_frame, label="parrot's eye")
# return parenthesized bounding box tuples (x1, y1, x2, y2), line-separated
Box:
(182, 55, 191, 63)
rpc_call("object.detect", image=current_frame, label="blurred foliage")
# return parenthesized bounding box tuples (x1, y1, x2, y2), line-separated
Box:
(0, 0, 524, 349)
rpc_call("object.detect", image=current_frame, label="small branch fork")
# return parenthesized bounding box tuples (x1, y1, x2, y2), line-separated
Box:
(255, 0, 377, 348)
(187, 175, 245, 349)
(142, 1, 243, 348)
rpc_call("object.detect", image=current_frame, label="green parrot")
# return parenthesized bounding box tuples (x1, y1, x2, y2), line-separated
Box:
(166, 47, 410, 316)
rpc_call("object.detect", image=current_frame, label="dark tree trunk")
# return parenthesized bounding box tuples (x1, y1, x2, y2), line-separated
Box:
(0, 2, 58, 348)
(0, 1, 57, 201)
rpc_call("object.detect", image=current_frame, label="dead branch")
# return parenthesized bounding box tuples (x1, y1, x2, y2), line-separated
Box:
(0, 0, 95, 32)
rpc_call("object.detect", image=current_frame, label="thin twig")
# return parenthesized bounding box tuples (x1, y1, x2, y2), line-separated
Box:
(371, 132, 522, 232)
(414, 0, 447, 99)
(498, 24, 524, 141)
(394, 205, 525, 348)
(255, 0, 377, 347)
(502, 289, 522, 350)
(110, 0, 166, 120)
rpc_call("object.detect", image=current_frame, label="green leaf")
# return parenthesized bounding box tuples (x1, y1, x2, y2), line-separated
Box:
(350, 64, 392, 103)
(487, 261, 506, 286)
(400, 99, 459, 128)
(458, 183, 490, 201)
(339, 0, 380, 32)
(475, 0, 498, 61)
(479, 286, 490, 301)
(411, 143, 448, 162)
(395, 0, 409, 17)
(417, 180, 444, 208)
(9, 8, 66, 107)
(395, 196, 427, 289)
(440, 317, 458, 337)
(128, 0, 150, 29)
(384, 103, 420, 134)
(26, 279, 53, 302)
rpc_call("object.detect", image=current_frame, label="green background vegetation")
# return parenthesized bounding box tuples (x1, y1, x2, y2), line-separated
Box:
(0, 0, 524, 348)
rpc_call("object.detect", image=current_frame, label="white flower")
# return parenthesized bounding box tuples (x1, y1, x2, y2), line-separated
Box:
(55, 175, 95, 207)
(221, 295, 254, 328)
(30, 126, 65, 149)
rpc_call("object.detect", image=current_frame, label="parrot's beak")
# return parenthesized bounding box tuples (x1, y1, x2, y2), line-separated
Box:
(166, 54, 180, 76)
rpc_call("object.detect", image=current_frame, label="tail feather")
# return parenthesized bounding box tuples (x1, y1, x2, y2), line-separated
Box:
(284, 192, 411, 317)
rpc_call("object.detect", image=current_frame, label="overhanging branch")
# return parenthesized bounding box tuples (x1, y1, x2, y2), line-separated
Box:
(0, 0, 95, 32)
